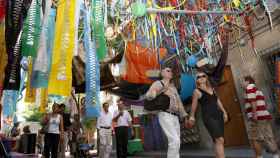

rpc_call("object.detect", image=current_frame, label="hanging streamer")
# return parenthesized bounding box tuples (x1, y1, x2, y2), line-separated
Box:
(2, 90, 19, 130)
(48, 0, 76, 96)
(31, 1, 55, 88)
(83, 5, 101, 117)
(39, 88, 48, 112)
(25, 57, 36, 103)
(0, 0, 5, 21)
(4, 0, 26, 90)
(0, 20, 7, 99)
(92, 0, 107, 60)
(21, 0, 42, 57)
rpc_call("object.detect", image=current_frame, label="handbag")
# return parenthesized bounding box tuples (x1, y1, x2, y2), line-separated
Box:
(144, 81, 170, 111)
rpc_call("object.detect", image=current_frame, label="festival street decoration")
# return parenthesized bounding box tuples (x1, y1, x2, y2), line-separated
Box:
(0, 0, 279, 129)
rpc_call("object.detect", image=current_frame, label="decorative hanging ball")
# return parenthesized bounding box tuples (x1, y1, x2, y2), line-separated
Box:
(180, 74, 196, 100)
(187, 55, 198, 67)
(131, 2, 147, 17)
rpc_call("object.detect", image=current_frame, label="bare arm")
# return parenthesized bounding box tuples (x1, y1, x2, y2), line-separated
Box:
(175, 89, 188, 118)
(217, 98, 227, 114)
(190, 89, 201, 119)
(113, 111, 123, 122)
(145, 81, 162, 100)
(60, 115, 64, 135)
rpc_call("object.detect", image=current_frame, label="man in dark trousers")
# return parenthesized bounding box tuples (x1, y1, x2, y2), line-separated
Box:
(113, 99, 133, 158)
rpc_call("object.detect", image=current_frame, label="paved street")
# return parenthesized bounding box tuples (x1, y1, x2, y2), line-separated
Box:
(108, 147, 276, 158)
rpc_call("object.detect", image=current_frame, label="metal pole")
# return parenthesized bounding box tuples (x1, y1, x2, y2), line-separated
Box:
(146, 8, 241, 15)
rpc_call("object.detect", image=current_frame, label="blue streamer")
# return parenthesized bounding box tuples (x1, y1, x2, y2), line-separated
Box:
(31, 8, 56, 88)
(2, 90, 19, 129)
(83, 5, 101, 118)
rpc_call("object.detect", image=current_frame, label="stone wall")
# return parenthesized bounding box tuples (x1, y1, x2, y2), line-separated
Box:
(227, 11, 280, 141)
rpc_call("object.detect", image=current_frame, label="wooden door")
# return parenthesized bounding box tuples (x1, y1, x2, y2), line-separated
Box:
(215, 66, 249, 147)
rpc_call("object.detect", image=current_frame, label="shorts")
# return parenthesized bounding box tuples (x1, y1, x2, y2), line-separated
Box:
(248, 120, 278, 153)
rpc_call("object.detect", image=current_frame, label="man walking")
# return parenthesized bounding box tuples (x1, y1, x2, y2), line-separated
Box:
(113, 99, 133, 158)
(97, 102, 113, 158)
(242, 75, 279, 158)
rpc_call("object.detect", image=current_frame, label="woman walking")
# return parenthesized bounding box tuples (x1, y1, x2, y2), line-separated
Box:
(42, 103, 64, 158)
(188, 71, 228, 158)
(145, 66, 189, 158)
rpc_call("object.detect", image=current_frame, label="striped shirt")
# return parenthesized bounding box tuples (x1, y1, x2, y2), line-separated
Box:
(244, 84, 272, 120)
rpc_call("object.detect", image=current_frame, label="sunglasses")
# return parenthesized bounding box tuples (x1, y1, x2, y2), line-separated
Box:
(165, 69, 172, 73)
(196, 75, 206, 80)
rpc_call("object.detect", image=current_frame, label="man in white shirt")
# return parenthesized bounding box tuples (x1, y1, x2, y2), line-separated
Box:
(97, 102, 113, 158)
(113, 99, 133, 158)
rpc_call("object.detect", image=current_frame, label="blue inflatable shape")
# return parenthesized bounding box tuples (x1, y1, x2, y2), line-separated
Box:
(187, 55, 197, 67)
(180, 74, 196, 100)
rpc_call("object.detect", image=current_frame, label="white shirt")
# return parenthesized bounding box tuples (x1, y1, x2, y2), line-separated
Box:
(113, 110, 132, 127)
(48, 114, 61, 134)
(97, 111, 113, 129)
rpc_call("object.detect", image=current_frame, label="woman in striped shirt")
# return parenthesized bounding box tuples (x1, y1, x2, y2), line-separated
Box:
(242, 75, 279, 158)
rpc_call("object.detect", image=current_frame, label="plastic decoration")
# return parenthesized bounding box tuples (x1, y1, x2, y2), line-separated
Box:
(21, 0, 42, 57)
(2, 90, 19, 128)
(180, 74, 196, 100)
(0, 20, 7, 97)
(0, 0, 5, 21)
(92, 0, 107, 60)
(31, 1, 55, 88)
(24, 57, 36, 103)
(187, 55, 198, 67)
(131, 2, 147, 17)
(48, 0, 76, 96)
(83, 5, 101, 117)
(39, 88, 48, 112)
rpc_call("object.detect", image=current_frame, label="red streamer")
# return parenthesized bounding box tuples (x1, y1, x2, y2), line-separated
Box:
(0, 0, 5, 21)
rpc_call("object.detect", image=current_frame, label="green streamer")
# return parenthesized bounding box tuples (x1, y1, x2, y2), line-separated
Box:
(21, 0, 41, 57)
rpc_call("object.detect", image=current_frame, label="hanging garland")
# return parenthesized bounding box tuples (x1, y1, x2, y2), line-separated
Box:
(83, 4, 101, 117)
(21, 0, 41, 57)
(31, 0, 55, 88)
(92, 0, 107, 60)
(48, 0, 76, 96)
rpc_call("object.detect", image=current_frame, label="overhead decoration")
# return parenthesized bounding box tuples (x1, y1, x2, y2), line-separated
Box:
(83, 4, 101, 117)
(21, 0, 41, 57)
(4, 0, 29, 90)
(48, 0, 76, 96)
(122, 42, 167, 84)
(39, 88, 48, 112)
(0, 0, 5, 21)
(92, 0, 107, 60)
(24, 57, 37, 103)
(31, 1, 55, 88)
(2, 90, 19, 128)
(180, 74, 196, 101)
(0, 18, 7, 99)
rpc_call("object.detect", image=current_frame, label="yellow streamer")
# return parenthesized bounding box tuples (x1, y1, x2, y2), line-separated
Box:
(233, 0, 240, 8)
(0, 20, 7, 89)
(48, 0, 76, 96)
(25, 57, 36, 103)
(39, 88, 48, 113)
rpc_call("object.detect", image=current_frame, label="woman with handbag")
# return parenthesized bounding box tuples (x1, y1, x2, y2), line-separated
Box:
(188, 71, 228, 158)
(145, 66, 189, 158)
(43, 103, 64, 158)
